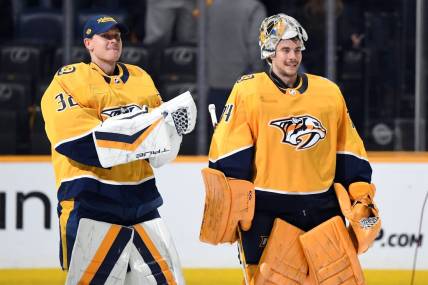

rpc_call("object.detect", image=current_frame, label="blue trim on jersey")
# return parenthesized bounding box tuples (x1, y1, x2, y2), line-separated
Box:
(118, 63, 129, 83)
(58, 177, 163, 224)
(91, 227, 133, 285)
(56, 133, 103, 168)
(102, 75, 111, 84)
(58, 200, 80, 270)
(94, 125, 149, 144)
(335, 153, 372, 187)
(209, 146, 254, 180)
(255, 187, 339, 213)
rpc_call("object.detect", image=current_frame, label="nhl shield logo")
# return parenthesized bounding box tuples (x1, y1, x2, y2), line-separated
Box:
(270, 115, 327, 150)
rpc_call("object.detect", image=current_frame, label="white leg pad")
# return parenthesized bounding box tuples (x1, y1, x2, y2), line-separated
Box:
(125, 218, 185, 285)
(65, 218, 185, 285)
(65, 218, 134, 285)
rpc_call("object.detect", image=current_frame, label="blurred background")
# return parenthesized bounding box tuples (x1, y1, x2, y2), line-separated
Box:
(0, 0, 426, 155)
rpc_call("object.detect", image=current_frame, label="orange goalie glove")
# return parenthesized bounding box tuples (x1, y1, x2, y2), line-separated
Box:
(199, 168, 255, 245)
(334, 182, 381, 254)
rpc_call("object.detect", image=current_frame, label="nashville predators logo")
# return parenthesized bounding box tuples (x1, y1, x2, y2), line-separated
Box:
(270, 115, 327, 150)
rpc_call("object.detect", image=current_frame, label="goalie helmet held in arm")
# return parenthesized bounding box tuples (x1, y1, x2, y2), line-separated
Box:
(259, 14, 308, 59)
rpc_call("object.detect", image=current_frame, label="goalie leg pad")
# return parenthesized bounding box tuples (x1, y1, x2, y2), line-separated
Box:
(65, 218, 134, 285)
(299, 216, 365, 285)
(66, 218, 184, 285)
(253, 218, 308, 285)
(125, 218, 185, 285)
(199, 167, 255, 244)
(247, 264, 258, 280)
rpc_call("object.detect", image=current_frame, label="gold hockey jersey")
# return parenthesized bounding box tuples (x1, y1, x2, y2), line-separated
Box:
(209, 72, 372, 196)
(42, 62, 163, 224)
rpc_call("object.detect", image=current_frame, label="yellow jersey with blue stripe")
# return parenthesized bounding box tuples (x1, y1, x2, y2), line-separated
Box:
(209, 72, 371, 198)
(42, 62, 163, 224)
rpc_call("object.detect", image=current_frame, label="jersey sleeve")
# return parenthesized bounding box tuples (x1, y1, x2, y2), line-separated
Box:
(208, 84, 255, 180)
(335, 92, 372, 186)
(135, 66, 162, 108)
(41, 77, 103, 167)
(147, 93, 162, 108)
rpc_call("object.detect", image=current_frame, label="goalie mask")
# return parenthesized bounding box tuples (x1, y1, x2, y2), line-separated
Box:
(259, 14, 308, 59)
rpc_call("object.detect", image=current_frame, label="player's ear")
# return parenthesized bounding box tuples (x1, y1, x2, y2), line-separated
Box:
(83, 38, 93, 51)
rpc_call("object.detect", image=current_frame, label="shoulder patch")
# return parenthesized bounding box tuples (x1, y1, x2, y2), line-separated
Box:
(236, 74, 255, 83)
(57, 65, 76, 76)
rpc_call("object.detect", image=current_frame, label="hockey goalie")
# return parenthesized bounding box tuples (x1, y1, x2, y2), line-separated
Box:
(200, 13, 381, 285)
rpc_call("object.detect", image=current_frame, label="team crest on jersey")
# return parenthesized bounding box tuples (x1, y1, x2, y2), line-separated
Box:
(101, 104, 142, 118)
(270, 115, 327, 150)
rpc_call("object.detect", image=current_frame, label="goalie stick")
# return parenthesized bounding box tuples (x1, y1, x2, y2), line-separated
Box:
(208, 104, 218, 128)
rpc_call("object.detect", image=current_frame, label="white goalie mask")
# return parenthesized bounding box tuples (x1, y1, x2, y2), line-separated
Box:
(259, 14, 308, 59)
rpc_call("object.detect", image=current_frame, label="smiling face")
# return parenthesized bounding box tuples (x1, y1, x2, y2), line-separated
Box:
(270, 38, 303, 81)
(84, 27, 122, 65)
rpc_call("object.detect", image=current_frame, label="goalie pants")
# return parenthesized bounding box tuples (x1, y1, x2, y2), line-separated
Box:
(241, 187, 343, 264)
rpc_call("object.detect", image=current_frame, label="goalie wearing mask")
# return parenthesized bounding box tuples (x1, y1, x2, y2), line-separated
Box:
(200, 13, 380, 285)
(41, 15, 196, 285)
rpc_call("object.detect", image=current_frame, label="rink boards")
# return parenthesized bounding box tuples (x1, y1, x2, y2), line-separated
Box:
(0, 153, 427, 284)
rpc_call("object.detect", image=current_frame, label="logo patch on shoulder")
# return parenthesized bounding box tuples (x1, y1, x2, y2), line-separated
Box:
(57, 65, 76, 75)
(270, 115, 327, 150)
(236, 74, 254, 83)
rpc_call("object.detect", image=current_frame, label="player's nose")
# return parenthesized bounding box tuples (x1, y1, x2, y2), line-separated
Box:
(288, 50, 298, 59)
